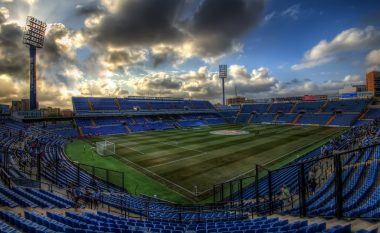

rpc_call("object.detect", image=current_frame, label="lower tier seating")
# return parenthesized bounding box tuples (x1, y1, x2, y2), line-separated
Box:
(0, 211, 372, 233)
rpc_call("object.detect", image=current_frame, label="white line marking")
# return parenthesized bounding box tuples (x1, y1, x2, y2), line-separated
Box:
(112, 152, 195, 196)
(147, 152, 208, 169)
(197, 129, 342, 195)
(159, 140, 203, 153)
(110, 140, 145, 155)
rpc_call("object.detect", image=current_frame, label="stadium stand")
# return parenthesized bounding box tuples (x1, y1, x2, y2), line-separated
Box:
(323, 99, 370, 113)
(0, 210, 370, 233)
(252, 113, 276, 123)
(72, 97, 226, 136)
(364, 109, 380, 120)
(217, 105, 239, 123)
(294, 101, 326, 113)
(1, 97, 380, 232)
(329, 114, 358, 126)
(236, 99, 373, 126)
(268, 102, 294, 113)
(296, 113, 331, 125)
(221, 119, 380, 222)
(275, 113, 297, 124)
(240, 103, 269, 113)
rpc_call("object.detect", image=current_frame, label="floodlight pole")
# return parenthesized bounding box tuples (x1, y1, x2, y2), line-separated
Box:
(29, 46, 37, 110)
(219, 65, 227, 106)
(23, 16, 46, 111)
(222, 78, 225, 106)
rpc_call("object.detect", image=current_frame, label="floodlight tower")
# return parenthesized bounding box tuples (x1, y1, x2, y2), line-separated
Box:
(219, 64, 227, 105)
(23, 16, 47, 111)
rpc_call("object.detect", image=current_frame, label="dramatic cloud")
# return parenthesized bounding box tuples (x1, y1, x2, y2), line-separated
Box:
(0, 22, 28, 77)
(227, 65, 278, 94)
(85, 0, 265, 63)
(292, 26, 380, 70)
(186, 0, 265, 58)
(129, 65, 278, 101)
(90, 0, 185, 47)
(76, 1, 105, 16)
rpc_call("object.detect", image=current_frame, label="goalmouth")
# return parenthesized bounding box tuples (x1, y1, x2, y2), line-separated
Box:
(96, 140, 115, 156)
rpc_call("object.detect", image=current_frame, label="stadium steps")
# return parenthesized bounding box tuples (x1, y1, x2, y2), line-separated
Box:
(325, 114, 337, 126)
(114, 98, 121, 111)
(125, 125, 132, 133)
(292, 114, 302, 124)
(78, 127, 84, 137)
(73, 119, 84, 137)
(90, 119, 96, 127)
(271, 214, 378, 232)
(86, 99, 94, 111)
(234, 112, 241, 124)
(319, 101, 329, 113)
(290, 103, 298, 113)
(273, 113, 279, 123)
(266, 103, 273, 113)
(248, 114, 254, 123)
(359, 108, 369, 119)
(174, 122, 182, 128)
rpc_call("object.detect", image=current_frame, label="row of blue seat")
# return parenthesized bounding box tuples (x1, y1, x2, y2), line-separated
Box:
(0, 211, 373, 233)
(239, 99, 370, 114)
(73, 97, 215, 112)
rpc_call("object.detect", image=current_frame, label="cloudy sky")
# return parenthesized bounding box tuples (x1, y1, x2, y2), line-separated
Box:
(0, 0, 380, 109)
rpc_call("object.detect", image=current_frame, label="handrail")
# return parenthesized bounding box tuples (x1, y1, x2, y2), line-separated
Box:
(0, 168, 11, 187)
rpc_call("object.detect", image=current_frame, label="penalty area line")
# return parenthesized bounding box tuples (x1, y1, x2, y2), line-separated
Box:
(147, 152, 209, 169)
(111, 152, 195, 197)
(114, 142, 145, 155)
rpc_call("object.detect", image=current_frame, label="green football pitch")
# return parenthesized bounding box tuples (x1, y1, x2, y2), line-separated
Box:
(65, 124, 345, 203)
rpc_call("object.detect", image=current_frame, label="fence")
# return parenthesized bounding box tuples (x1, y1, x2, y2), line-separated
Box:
(77, 163, 125, 192)
(213, 143, 380, 219)
(39, 159, 125, 193)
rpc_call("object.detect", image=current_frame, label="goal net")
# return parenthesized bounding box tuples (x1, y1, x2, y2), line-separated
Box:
(96, 141, 115, 156)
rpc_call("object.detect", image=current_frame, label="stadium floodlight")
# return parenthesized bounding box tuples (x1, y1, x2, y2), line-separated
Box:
(219, 65, 227, 105)
(23, 16, 47, 111)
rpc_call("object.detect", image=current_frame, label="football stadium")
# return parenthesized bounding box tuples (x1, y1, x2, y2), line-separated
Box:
(1, 0, 380, 233)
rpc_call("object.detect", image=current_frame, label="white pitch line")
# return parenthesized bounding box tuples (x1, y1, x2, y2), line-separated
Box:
(147, 152, 208, 169)
(159, 141, 203, 153)
(135, 133, 205, 153)
(198, 129, 341, 195)
(112, 152, 195, 196)
(113, 142, 145, 155)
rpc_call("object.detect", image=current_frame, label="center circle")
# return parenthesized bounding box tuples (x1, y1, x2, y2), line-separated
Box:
(210, 130, 250, 135)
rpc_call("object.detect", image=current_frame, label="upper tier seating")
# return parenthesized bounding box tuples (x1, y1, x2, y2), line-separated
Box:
(294, 101, 325, 113)
(268, 102, 294, 113)
(241, 104, 269, 113)
(74, 113, 224, 136)
(73, 97, 215, 113)
(90, 98, 118, 111)
(72, 97, 90, 111)
(252, 114, 276, 123)
(323, 99, 370, 112)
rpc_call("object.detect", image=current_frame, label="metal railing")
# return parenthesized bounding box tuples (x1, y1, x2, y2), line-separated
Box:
(213, 142, 380, 220)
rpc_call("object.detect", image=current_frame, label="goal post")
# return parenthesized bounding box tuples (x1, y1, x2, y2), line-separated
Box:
(96, 140, 115, 156)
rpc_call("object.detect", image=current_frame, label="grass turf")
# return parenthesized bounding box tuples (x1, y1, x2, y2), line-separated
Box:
(65, 124, 345, 203)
